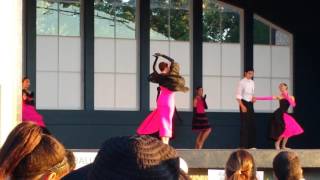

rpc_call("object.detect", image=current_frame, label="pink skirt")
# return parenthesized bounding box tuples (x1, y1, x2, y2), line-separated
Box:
(137, 86, 175, 138)
(22, 104, 45, 127)
(280, 113, 304, 138)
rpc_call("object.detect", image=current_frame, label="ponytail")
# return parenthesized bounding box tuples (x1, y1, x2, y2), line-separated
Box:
(0, 122, 42, 179)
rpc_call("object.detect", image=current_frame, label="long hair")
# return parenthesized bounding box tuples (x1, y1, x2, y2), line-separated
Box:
(225, 150, 257, 180)
(0, 122, 68, 179)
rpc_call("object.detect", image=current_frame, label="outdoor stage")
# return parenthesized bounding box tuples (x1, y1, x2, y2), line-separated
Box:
(72, 149, 320, 179)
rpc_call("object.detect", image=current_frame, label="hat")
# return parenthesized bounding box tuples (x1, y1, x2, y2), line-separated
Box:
(63, 135, 189, 180)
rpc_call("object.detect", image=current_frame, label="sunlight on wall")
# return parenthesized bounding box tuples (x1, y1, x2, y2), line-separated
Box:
(0, 0, 23, 145)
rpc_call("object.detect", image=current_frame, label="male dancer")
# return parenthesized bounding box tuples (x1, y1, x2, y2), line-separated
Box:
(236, 68, 256, 149)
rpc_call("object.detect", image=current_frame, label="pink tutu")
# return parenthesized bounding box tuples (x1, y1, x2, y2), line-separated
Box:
(280, 113, 304, 138)
(22, 103, 45, 127)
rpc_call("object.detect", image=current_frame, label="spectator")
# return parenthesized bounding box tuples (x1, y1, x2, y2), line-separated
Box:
(273, 151, 304, 180)
(63, 135, 190, 180)
(0, 122, 69, 179)
(225, 149, 257, 180)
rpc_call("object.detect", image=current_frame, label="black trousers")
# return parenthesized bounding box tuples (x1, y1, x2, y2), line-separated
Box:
(240, 100, 256, 148)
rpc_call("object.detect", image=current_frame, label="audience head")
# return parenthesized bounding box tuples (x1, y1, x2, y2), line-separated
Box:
(0, 122, 69, 180)
(64, 135, 190, 180)
(225, 149, 257, 180)
(273, 151, 303, 180)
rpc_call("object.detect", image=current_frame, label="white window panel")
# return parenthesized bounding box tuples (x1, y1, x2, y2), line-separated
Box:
(58, 37, 81, 72)
(254, 78, 272, 111)
(254, 45, 271, 77)
(116, 39, 137, 73)
(221, 44, 241, 76)
(150, 40, 170, 72)
(94, 38, 115, 73)
(36, 36, 58, 71)
(36, 72, 58, 109)
(271, 46, 290, 78)
(58, 72, 82, 109)
(221, 77, 240, 111)
(203, 76, 221, 110)
(175, 75, 191, 110)
(94, 73, 115, 110)
(170, 41, 190, 76)
(115, 74, 138, 109)
(203, 42, 221, 76)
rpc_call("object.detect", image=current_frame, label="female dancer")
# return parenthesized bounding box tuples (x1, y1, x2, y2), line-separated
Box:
(255, 83, 303, 149)
(137, 53, 189, 144)
(192, 86, 212, 149)
(22, 77, 50, 134)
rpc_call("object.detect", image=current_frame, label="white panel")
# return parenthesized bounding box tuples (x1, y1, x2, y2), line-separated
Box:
(58, 72, 82, 109)
(254, 78, 272, 111)
(149, 83, 158, 109)
(175, 76, 191, 110)
(221, 77, 240, 110)
(254, 45, 271, 77)
(203, 76, 221, 110)
(203, 42, 221, 76)
(36, 36, 58, 71)
(115, 74, 138, 109)
(221, 43, 241, 76)
(271, 46, 290, 78)
(150, 40, 169, 72)
(94, 73, 115, 109)
(271, 78, 291, 110)
(170, 41, 190, 75)
(36, 72, 58, 109)
(94, 38, 115, 73)
(116, 39, 137, 73)
(59, 37, 81, 72)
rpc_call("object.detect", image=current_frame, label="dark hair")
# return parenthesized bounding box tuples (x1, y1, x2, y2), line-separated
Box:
(88, 135, 190, 180)
(244, 68, 254, 73)
(196, 86, 202, 90)
(225, 149, 257, 180)
(22, 76, 29, 83)
(0, 122, 68, 179)
(159, 62, 169, 72)
(273, 151, 303, 180)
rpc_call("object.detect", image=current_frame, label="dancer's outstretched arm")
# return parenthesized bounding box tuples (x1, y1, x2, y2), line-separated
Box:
(152, 54, 159, 73)
(255, 96, 275, 100)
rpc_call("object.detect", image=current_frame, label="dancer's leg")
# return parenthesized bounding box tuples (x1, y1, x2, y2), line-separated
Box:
(281, 137, 289, 149)
(275, 138, 282, 150)
(195, 132, 203, 149)
(198, 128, 212, 149)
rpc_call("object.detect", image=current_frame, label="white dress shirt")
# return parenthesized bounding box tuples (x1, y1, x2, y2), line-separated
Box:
(236, 78, 255, 102)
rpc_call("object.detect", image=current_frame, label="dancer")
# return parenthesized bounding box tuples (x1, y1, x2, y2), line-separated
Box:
(22, 76, 35, 105)
(255, 83, 303, 149)
(137, 53, 189, 144)
(236, 68, 256, 149)
(22, 77, 50, 134)
(192, 86, 212, 149)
